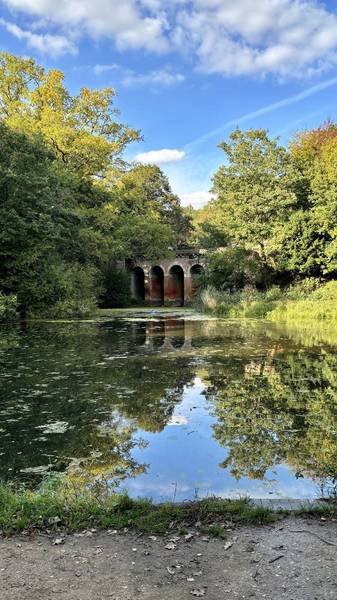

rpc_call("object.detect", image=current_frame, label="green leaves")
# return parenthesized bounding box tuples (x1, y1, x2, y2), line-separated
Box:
(0, 52, 141, 181)
(212, 129, 298, 269)
(0, 52, 190, 315)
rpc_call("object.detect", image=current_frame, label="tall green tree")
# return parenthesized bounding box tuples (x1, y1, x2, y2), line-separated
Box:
(281, 121, 337, 277)
(212, 129, 298, 270)
(112, 164, 191, 247)
(0, 52, 192, 315)
(0, 122, 89, 311)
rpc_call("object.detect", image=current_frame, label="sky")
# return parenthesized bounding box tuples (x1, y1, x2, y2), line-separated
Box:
(1, 1, 337, 208)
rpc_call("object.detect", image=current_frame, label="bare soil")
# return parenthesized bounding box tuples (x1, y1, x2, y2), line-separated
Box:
(1, 516, 337, 599)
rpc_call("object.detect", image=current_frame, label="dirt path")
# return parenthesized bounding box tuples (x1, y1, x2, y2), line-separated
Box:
(1, 517, 337, 599)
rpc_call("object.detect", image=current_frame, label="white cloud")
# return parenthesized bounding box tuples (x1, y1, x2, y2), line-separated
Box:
(135, 148, 185, 164)
(3, 0, 337, 78)
(175, 0, 337, 78)
(2, 0, 168, 53)
(180, 191, 212, 208)
(94, 63, 119, 75)
(0, 17, 76, 56)
(122, 68, 184, 87)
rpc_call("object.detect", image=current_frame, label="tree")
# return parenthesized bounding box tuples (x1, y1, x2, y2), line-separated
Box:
(0, 124, 64, 297)
(211, 129, 298, 270)
(0, 121, 102, 314)
(0, 53, 194, 315)
(112, 164, 192, 247)
(285, 121, 337, 276)
(309, 138, 337, 274)
(185, 202, 228, 249)
(0, 52, 140, 181)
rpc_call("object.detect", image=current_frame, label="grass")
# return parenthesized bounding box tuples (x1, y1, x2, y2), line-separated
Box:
(0, 478, 275, 535)
(198, 279, 337, 323)
(294, 501, 337, 520)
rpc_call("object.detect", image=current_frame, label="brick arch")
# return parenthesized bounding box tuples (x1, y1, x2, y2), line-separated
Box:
(166, 264, 184, 306)
(149, 265, 164, 306)
(130, 266, 145, 301)
(190, 263, 204, 276)
(129, 250, 205, 306)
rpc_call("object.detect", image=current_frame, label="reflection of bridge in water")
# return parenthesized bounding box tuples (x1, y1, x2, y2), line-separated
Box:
(128, 249, 205, 307)
(130, 318, 202, 353)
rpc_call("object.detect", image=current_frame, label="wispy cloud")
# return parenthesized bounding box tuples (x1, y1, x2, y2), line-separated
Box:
(122, 69, 184, 87)
(94, 63, 119, 75)
(186, 76, 337, 150)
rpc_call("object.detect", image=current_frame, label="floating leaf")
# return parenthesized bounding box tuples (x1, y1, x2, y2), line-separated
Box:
(190, 589, 206, 596)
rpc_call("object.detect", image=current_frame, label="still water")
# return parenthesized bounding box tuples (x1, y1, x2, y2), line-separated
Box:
(1, 310, 337, 501)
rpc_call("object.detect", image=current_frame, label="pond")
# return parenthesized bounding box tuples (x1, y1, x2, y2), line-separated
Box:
(1, 310, 337, 502)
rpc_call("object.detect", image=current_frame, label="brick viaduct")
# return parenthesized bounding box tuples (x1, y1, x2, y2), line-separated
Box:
(128, 249, 205, 306)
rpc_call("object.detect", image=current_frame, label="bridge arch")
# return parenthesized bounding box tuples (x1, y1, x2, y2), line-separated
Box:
(167, 265, 184, 306)
(131, 266, 145, 302)
(150, 265, 164, 305)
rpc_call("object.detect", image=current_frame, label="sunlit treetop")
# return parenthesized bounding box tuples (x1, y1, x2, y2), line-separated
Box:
(0, 52, 141, 180)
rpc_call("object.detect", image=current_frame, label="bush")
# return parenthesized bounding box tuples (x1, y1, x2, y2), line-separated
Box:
(203, 247, 269, 291)
(310, 280, 337, 301)
(198, 286, 222, 312)
(22, 262, 99, 318)
(199, 279, 337, 323)
(47, 297, 96, 318)
(270, 280, 337, 322)
(285, 277, 322, 300)
(0, 294, 18, 323)
(198, 285, 277, 319)
(99, 263, 131, 308)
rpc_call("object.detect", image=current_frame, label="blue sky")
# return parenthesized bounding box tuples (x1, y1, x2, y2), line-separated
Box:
(1, 0, 337, 207)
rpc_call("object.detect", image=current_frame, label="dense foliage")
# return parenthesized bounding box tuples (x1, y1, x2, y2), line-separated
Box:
(3, 50, 337, 320)
(0, 52, 190, 318)
(192, 122, 337, 295)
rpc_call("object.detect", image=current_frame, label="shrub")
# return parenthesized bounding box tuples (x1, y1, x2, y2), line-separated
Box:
(310, 280, 337, 301)
(198, 286, 226, 313)
(203, 247, 267, 291)
(47, 297, 96, 318)
(270, 280, 337, 322)
(99, 263, 131, 308)
(285, 277, 322, 300)
(24, 262, 99, 318)
(0, 294, 18, 323)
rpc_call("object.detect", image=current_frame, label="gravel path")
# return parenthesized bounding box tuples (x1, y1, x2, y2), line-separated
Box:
(1, 517, 337, 599)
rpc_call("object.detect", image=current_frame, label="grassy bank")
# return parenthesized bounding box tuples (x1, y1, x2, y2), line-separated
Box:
(198, 279, 337, 322)
(0, 478, 273, 535)
(3, 478, 337, 536)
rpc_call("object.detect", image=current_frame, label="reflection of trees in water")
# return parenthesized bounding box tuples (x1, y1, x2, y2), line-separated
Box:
(4, 316, 337, 490)
(66, 415, 147, 486)
(206, 349, 337, 487)
(0, 320, 196, 481)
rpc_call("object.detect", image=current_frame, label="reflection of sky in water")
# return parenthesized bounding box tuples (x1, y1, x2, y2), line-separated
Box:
(1, 313, 337, 500)
(124, 377, 319, 502)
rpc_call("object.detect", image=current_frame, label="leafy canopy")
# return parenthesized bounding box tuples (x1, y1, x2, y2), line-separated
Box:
(211, 129, 298, 268)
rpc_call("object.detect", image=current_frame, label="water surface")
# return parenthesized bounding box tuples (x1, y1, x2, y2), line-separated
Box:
(1, 310, 337, 501)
